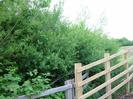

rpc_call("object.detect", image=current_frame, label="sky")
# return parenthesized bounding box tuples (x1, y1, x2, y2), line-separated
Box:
(51, 0, 133, 40)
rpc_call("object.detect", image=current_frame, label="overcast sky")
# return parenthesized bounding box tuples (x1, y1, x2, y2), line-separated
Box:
(51, 0, 133, 40)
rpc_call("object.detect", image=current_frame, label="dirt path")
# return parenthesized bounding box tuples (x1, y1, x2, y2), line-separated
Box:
(118, 78, 133, 99)
(119, 92, 133, 99)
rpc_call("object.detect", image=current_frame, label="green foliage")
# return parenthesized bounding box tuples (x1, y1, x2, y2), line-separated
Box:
(0, 0, 120, 98)
(116, 37, 133, 46)
(46, 92, 65, 99)
(0, 66, 51, 97)
(0, 67, 21, 97)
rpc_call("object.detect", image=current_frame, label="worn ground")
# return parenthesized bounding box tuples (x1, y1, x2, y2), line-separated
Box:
(119, 79, 133, 99)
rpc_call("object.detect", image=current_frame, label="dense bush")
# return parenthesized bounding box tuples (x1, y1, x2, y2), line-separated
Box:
(0, 0, 120, 98)
(116, 37, 133, 46)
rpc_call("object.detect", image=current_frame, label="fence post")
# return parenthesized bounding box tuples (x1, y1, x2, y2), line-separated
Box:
(104, 53, 112, 99)
(65, 79, 74, 99)
(75, 63, 83, 99)
(124, 51, 130, 94)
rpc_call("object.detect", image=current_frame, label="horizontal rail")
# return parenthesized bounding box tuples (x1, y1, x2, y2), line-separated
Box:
(77, 58, 107, 72)
(99, 73, 133, 99)
(78, 60, 128, 87)
(129, 65, 133, 72)
(109, 50, 128, 60)
(110, 60, 128, 71)
(78, 70, 108, 87)
(17, 72, 89, 99)
(79, 69, 129, 99)
(82, 72, 89, 80)
(78, 50, 128, 72)
(17, 84, 73, 99)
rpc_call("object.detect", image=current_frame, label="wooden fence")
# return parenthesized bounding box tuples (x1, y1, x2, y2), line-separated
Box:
(75, 50, 133, 99)
(17, 73, 89, 99)
(17, 50, 133, 99)
(17, 80, 73, 99)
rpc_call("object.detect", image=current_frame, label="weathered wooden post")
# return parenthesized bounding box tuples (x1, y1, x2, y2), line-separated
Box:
(104, 53, 112, 99)
(75, 63, 83, 99)
(65, 79, 75, 99)
(124, 50, 130, 94)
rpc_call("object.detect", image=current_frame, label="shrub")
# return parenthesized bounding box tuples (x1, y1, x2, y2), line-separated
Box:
(0, 0, 120, 98)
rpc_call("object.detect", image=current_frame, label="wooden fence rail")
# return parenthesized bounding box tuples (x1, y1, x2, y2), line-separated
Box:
(17, 50, 133, 99)
(75, 50, 133, 99)
(17, 73, 89, 99)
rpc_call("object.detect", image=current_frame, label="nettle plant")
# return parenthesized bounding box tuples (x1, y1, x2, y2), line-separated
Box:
(0, 66, 51, 97)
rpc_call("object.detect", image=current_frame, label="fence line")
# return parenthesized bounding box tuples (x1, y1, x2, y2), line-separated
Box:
(17, 50, 133, 99)
(17, 84, 73, 99)
(75, 50, 133, 99)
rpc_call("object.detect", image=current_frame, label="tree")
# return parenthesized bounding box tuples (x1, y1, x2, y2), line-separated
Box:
(0, 0, 119, 98)
(116, 37, 133, 46)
